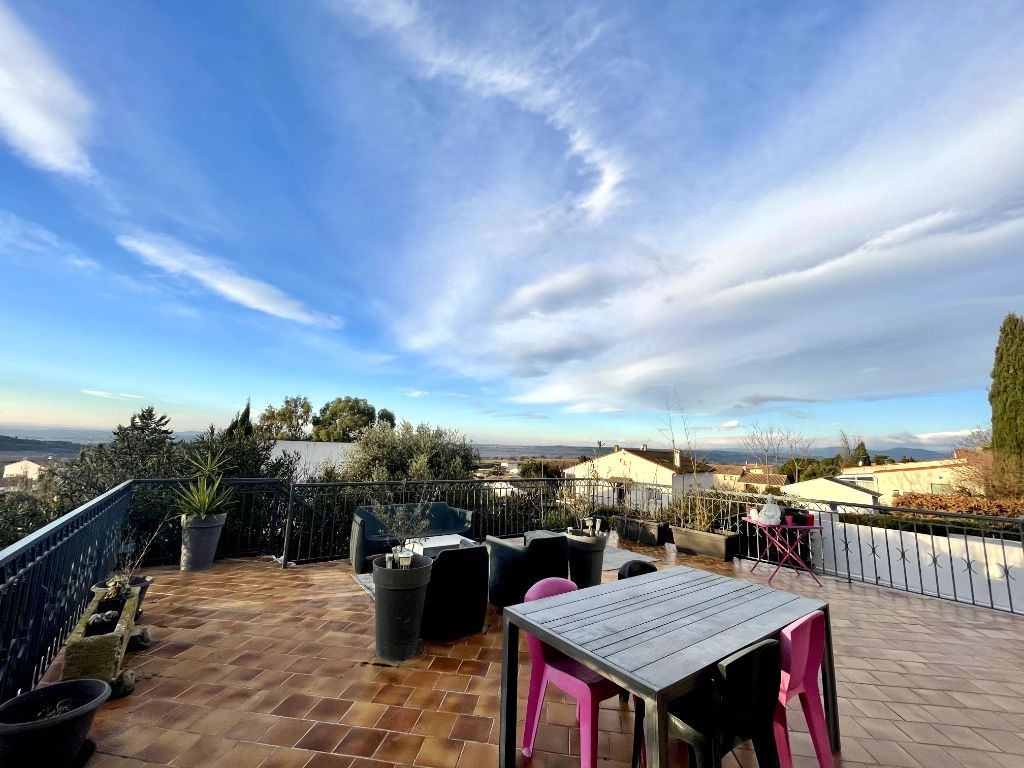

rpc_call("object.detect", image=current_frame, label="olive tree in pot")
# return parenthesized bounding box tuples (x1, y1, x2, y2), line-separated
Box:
(177, 449, 233, 571)
(669, 490, 739, 561)
(371, 498, 433, 661)
(0, 679, 111, 767)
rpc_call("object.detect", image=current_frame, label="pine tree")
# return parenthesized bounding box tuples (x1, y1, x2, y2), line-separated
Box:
(990, 312, 1024, 459)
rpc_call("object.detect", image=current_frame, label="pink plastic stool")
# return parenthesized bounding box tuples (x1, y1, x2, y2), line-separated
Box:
(522, 577, 621, 767)
(775, 610, 833, 768)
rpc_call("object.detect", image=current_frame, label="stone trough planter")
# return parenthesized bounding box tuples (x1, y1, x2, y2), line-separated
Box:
(60, 587, 142, 696)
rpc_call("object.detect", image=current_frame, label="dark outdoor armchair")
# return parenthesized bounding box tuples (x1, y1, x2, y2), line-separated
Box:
(420, 541, 489, 641)
(485, 531, 569, 607)
(350, 502, 473, 574)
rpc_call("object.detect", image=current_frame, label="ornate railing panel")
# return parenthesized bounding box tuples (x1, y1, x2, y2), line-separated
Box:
(674, 489, 1024, 615)
(0, 481, 133, 703)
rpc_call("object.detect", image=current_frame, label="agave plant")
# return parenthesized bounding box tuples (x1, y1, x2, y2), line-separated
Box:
(176, 448, 233, 519)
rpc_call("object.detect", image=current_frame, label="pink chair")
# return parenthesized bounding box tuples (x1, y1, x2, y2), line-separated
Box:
(522, 577, 621, 767)
(775, 610, 833, 768)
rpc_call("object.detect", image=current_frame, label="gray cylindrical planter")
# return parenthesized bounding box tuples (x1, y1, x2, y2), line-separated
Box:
(180, 513, 227, 571)
(372, 554, 433, 661)
(566, 529, 607, 589)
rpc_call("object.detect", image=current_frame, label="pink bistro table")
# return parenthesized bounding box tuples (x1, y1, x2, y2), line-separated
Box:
(743, 516, 824, 586)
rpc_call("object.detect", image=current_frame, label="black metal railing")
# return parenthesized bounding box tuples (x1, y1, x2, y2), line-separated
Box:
(673, 489, 1024, 615)
(128, 479, 288, 566)
(0, 481, 133, 703)
(282, 478, 669, 564)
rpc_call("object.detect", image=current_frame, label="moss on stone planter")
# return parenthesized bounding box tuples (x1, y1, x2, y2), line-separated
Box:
(61, 587, 140, 693)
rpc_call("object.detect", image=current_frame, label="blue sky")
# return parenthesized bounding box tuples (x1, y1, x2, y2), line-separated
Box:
(1, 1, 1022, 451)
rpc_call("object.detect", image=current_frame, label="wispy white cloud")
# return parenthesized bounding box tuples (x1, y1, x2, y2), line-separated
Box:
(717, 420, 740, 431)
(328, 0, 626, 221)
(82, 389, 143, 400)
(117, 232, 344, 329)
(0, 3, 94, 179)
(399, 387, 428, 398)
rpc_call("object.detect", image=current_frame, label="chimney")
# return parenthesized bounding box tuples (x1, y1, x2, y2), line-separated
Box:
(613, 444, 620, 452)
(642, 443, 648, 451)
(673, 449, 682, 469)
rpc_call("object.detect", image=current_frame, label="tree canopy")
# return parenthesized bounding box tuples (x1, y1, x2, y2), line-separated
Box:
(311, 396, 378, 442)
(44, 406, 186, 512)
(342, 421, 479, 481)
(991, 312, 1024, 459)
(257, 396, 312, 440)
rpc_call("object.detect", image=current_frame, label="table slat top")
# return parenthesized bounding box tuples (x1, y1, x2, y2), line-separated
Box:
(505, 565, 825, 699)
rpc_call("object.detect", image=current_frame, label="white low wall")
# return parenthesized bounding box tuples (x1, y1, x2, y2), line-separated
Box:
(815, 512, 1023, 613)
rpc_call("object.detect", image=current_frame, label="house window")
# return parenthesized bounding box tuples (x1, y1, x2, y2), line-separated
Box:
(930, 483, 953, 495)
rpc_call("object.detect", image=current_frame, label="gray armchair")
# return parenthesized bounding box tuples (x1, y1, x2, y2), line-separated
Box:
(485, 531, 568, 607)
(350, 502, 473, 574)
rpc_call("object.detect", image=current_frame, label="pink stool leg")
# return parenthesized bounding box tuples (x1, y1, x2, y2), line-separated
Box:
(579, 691, 600, 768)
(774, 699, 793, 768)
(521, 665, 547, 757)
(800, 689, 834, 768)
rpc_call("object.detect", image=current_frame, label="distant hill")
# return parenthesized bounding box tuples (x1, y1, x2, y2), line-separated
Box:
(0, 434, 87, 463)
(475, 444, 951, 464)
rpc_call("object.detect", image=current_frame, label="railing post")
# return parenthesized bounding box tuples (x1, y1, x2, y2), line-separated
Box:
(281, 484, 295, 569)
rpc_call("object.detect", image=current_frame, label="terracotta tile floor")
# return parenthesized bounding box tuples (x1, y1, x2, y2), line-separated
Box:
(62, 539, 1023, 768)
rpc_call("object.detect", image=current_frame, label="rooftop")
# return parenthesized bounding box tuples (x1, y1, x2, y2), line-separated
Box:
(62, 543, 1024, 768)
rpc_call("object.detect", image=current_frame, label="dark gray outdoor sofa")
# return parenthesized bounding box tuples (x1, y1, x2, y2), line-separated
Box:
(349, 502, 474, 574)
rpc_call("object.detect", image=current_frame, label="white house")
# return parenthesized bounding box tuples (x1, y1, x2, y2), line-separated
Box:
(781, 476, 882, 507)
(2, 459, 50, 480)
(563, 445, 714, 508)
(839, 458, 978, 505)
(711, 464, 789, 492)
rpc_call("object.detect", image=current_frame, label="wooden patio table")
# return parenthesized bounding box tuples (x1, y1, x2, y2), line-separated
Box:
(499, 564, 840, 767)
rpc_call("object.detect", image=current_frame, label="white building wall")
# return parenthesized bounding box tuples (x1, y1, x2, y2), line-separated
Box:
(782, 478, 879, 507)
(2, 460, 43, 480)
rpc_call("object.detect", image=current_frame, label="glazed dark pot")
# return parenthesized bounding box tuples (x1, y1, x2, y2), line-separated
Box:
(0, 679, 111, 767)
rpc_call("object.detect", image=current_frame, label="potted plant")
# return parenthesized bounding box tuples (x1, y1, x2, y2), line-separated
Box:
(370, 498, 433, 661)
(176, 448, 233, 571)
(92, 519, 167, 617)
(669, 490, 739, 561)
(0, 679, 111, 767)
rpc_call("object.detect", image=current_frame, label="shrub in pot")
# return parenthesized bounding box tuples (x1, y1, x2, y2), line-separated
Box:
(0, 678, 111, 767)
(370, 498, 433, 661)
(669, 490, 739, 561)
(177, 448, 233, 571)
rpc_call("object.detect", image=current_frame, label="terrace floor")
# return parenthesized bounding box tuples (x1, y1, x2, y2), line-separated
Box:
(61, 540, 1024, 768)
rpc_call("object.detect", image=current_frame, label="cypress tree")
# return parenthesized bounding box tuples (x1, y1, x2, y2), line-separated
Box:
(990, 312, 1024, 459)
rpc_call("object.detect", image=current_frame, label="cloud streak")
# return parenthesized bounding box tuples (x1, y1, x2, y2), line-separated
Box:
(117, 232, 344, 329)
(82, 390, 143, 400)
(329, 0, 626, 221)
(0, 3, 94, 179)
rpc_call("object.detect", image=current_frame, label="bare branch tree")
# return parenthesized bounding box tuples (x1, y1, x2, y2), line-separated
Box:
(740, 422, 785, 469)
(783, 430, 816, 483)
(838, 430, 863, 467)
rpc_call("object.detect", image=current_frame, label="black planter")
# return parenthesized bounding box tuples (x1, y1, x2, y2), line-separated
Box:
(0, 678, 110, 767)
(565, 529, 608, 589)
(638, 521, 671, 546)
(614, 517, 643, 542)
(671, 526, 739, 561)
(372, 554, 433, 661)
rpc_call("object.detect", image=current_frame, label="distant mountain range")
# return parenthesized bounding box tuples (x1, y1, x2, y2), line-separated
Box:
(475, 444, 951, 462)
(0, 434, 88, 463)
(0, 431, 953, 467)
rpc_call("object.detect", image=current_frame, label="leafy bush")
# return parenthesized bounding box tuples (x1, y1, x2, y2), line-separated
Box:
(896, 492, 1024, 518)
